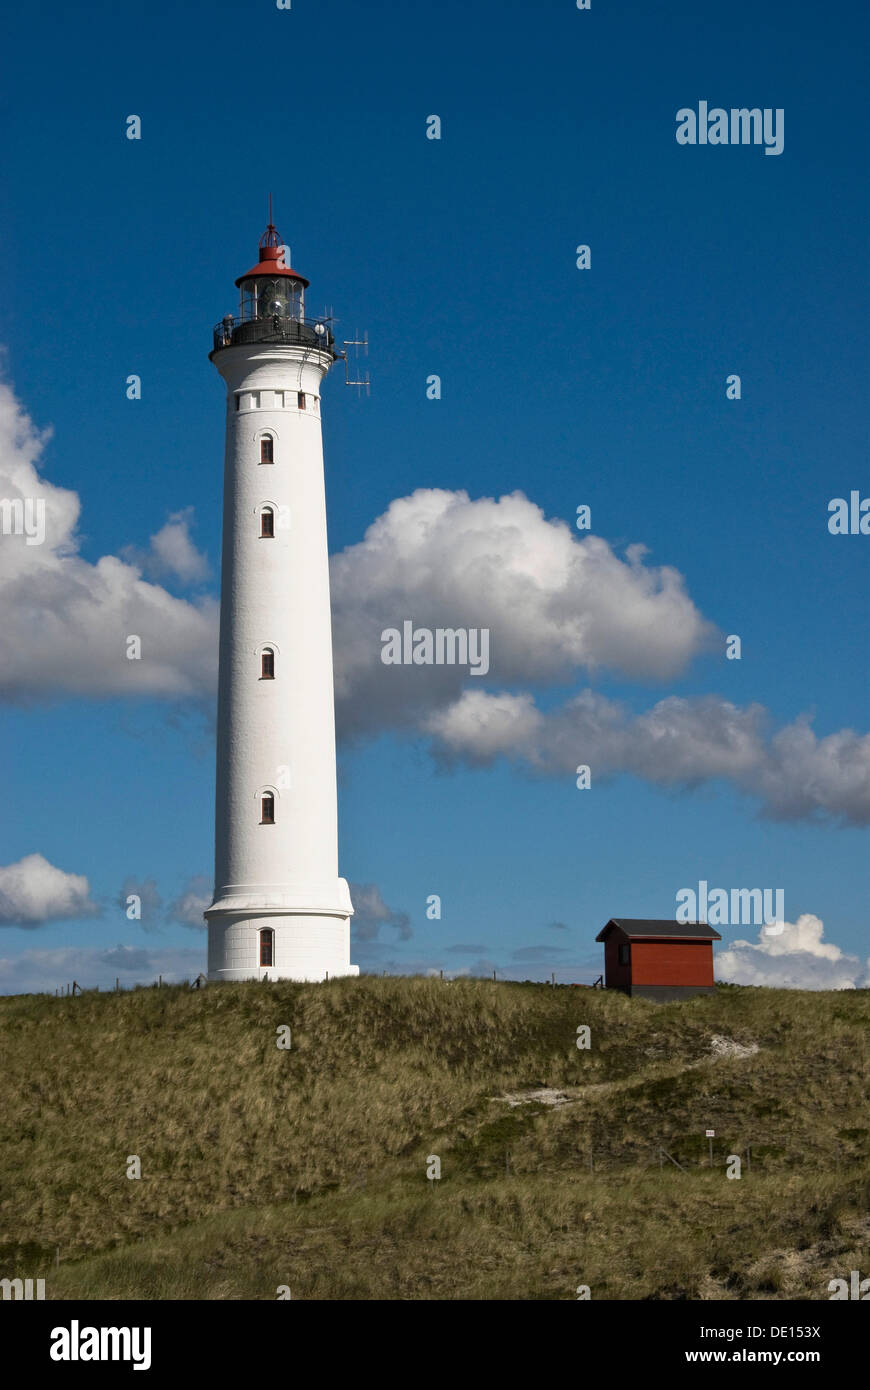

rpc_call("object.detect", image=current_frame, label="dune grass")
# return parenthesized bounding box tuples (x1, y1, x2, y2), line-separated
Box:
(1, 976, 867, 1298)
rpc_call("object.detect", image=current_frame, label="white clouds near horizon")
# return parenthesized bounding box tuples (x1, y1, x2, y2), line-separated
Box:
(3, 378, 870, 824)
(716, 914, 870, 990)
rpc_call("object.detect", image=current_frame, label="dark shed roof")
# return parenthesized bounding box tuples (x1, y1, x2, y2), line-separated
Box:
(595, 918, 722, 942)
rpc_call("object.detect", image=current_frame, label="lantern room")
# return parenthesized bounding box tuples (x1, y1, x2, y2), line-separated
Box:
(236, 219, 309, 324)
(211, 204, 336, 358)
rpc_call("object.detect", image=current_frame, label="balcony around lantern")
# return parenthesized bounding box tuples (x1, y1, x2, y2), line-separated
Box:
(211, 314, 338, 358)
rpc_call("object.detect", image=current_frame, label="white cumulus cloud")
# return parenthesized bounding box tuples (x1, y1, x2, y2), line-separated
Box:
(3, 378, 870, 826)
(0, 853, 99, 927)
(331, 487, 717, 736)
(716, 914, 870, 990)
(422, 689, 870, 825)
(0, 381, 217, 701)
(122, 507, 210, 584)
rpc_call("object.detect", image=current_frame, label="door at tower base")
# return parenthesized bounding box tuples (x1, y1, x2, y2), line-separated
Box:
(207, 912, 359, 982)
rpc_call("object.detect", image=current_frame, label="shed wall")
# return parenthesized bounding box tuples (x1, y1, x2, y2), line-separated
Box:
(603, 933, 631, 989)
(630, 940, 714, 987)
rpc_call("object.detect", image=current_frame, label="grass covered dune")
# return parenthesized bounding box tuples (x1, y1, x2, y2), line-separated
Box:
(0, 976, 867, 1299)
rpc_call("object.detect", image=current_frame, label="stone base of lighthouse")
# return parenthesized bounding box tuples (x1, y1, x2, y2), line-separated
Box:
(206, 880, 359, 983)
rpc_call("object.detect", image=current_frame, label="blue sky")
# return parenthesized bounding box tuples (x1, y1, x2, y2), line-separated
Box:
(1, 0, 868, 991)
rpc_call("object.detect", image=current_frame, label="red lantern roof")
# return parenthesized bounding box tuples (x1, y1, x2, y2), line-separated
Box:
(235, 243, 310, 288)
(235, 204, 310, 287)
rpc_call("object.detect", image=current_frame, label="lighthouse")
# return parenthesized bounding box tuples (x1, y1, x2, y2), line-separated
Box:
(205, 214, 357, 982)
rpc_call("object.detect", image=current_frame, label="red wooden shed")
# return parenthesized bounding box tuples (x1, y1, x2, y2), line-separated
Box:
(595, 919, 721, 1001)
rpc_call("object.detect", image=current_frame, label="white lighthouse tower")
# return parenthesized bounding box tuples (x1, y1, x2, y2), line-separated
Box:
(205, 214, 357, 982)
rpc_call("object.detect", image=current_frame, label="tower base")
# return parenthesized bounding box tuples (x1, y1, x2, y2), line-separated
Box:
(206, 912, 358, 982)
(206, 882, 357, 982)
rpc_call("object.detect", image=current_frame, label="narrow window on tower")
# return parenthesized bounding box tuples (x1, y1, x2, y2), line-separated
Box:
(260, 507, 275, 538)
(259, 928, 274, 967)
(297, 391, 306, 410)
(260, 648, 275, 680)
(618, 943, 630, 966)
(260, 436, 274, 464)
(260, 792, 275, 825)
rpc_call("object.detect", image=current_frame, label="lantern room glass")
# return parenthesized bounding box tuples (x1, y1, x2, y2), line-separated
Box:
(239, 277, 304, 323)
